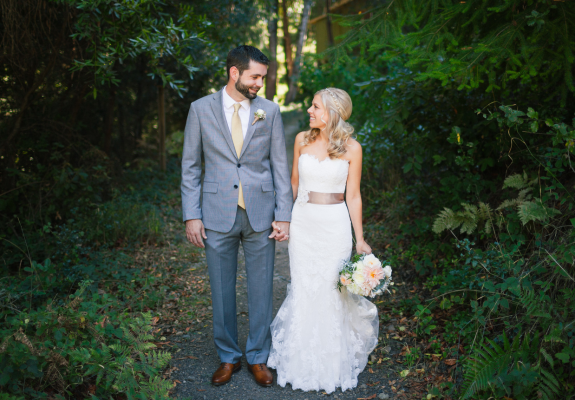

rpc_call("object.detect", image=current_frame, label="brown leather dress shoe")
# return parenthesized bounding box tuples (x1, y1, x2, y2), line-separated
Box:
(247, 363, 273, 387)
(211, 362, 241, 386)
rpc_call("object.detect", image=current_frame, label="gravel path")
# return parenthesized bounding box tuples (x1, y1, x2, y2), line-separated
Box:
(169, 242, 396, 400)
(169, 109, 398, 400)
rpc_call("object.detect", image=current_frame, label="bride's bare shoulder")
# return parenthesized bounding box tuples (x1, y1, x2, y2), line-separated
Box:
(295, 131, 307, 141)
(294, 131, 309, 149)
(346, 138, 362, 157)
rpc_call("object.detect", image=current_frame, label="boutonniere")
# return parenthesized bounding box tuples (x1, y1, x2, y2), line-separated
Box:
(252, 109, 266, 126)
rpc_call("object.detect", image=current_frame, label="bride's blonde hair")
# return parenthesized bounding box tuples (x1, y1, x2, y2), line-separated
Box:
(301, 87, 354, 159)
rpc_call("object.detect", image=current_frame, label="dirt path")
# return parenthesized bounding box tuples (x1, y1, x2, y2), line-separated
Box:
(169, 110, 401, 399)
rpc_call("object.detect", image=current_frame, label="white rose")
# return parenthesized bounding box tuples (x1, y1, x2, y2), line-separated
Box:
(363, 254, 377, 263)
(348, 283, 361, 295)
(383, 265, 392, 278)
(363, 254, 382, 268)
(352, 269, 365, 286)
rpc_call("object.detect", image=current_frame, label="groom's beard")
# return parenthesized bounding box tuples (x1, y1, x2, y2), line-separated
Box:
(235, 79, 258, 100)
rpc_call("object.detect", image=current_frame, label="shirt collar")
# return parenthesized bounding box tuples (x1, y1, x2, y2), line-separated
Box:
(222, 85, 250, 111)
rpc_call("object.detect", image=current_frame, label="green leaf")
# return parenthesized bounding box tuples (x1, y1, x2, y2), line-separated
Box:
(556, 352, 570, 363)
(433, 155, 446, 165)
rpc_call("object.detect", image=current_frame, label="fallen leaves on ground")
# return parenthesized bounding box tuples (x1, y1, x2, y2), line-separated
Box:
(357, 394, 376, 400)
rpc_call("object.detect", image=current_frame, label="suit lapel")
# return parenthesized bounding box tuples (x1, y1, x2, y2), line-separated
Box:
(240, 96, 261, 159)
(210, 89, 237, 159)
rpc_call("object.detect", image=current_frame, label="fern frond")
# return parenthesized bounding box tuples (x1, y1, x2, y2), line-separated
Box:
(484, 218, 493, 234)
(461, 333, 519, 399)
(537, 368, 561, 400)
(540, 348, 554, 367)
(517, 187, 533, 201)
(517, 200, 561, 225)
(477, 202, 492, 219)
(497, 198, 521, 210)
(432, 207, 457, 233)
(503, 172, 529, 189)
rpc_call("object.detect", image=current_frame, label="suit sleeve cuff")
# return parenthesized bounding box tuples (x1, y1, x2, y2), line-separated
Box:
(182, 209, 202, 222)
(274, 210, 292, 223)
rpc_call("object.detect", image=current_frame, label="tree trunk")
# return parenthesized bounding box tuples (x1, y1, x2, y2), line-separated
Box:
(326, 0, 334, 47)
(70, 82, 88, 128)
(266, 0, 279, 100)
(281, 0, 293, 81)
(104, 87, 116, 155)
(285, 0, 312, 105)
(158, 85, 166, 172)
(134, 62, 145, 147)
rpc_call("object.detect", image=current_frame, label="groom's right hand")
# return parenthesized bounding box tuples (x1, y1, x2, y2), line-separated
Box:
(186, 219, 207, 248)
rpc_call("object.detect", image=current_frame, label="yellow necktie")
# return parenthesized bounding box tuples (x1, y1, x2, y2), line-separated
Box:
(232, 103, 245, 209)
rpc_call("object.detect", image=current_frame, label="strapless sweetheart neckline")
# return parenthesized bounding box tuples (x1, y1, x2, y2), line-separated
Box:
(299, 152, 350, 164)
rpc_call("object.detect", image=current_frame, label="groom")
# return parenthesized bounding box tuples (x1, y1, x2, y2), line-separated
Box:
(181, 45, 293, 387)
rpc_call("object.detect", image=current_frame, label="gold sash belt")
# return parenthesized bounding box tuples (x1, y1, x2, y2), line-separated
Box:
(307, 191, 345, 204)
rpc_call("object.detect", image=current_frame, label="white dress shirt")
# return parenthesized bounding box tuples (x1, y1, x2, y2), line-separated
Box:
(222, 85, 250, 139)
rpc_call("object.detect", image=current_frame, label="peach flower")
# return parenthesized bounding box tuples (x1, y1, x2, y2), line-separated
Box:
(363, 264, 385, 289)
(340, 275, 352, 286)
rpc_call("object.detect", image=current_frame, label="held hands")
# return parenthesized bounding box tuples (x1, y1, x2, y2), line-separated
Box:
(186, 219, 207, 248)
(269, 221, 290, 242)
(356, 239, 372, 255)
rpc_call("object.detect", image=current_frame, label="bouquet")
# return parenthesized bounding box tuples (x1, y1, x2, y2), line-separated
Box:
(337, 253, 392, 298)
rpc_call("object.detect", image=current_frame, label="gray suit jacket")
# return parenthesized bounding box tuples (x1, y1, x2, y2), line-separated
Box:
(181, 88, 293, 233)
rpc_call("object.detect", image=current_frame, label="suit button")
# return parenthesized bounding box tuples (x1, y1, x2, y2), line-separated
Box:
(234, 185, 238, 189)
(237, 163, 241, 168)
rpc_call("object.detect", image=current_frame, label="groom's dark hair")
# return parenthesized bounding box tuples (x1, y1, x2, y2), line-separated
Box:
(226, 45, 269, 80)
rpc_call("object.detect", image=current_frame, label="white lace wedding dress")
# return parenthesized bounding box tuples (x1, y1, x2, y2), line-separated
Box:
(267, 153, 379, 394)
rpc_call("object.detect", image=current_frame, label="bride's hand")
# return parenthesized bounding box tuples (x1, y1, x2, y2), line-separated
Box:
(356, 239, 372, 255)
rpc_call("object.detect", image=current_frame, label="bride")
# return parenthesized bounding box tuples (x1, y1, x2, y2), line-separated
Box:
(267, 88, 379, 393)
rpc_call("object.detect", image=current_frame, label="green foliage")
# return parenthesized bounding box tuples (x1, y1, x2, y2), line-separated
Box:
(0, 281, 172, 398)
(433, 202, 493, 235)
(433, 167, 562, 235)
(58, 0, 206, 96)
(0, 165, 192, 398)
(330, 0, 575, 106)
(73, 195, 163, 245)
(1, 0, 265, 236)
(461, 333, 561, 400)
(414, 305, 436, 336)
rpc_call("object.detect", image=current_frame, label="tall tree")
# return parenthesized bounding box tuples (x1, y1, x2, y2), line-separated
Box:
(285, 0, 312, 104)
(158, 85, 166, 171)
(325, 0, 334, 47)
(281, 0, 293, 82)
(266, 0, 279, 100)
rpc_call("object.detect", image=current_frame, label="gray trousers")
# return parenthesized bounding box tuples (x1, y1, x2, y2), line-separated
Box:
(204, 206, 275, 365)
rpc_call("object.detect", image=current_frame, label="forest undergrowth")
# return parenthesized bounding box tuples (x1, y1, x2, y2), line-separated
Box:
(0, 162, 213, 399)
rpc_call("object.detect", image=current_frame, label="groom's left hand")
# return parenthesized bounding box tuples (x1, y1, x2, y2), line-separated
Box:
(269, 221, 290, 242)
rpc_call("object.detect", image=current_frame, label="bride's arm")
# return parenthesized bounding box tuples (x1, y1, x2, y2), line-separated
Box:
(345, 140, 372, 255)
(291, 132, 304, 201)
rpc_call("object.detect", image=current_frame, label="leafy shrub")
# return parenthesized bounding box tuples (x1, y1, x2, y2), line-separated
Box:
(73, 196, 163, 246)
(461, 333, 560, 400)
(0, 164, 185, 398)
(0, 281, 172, 398)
